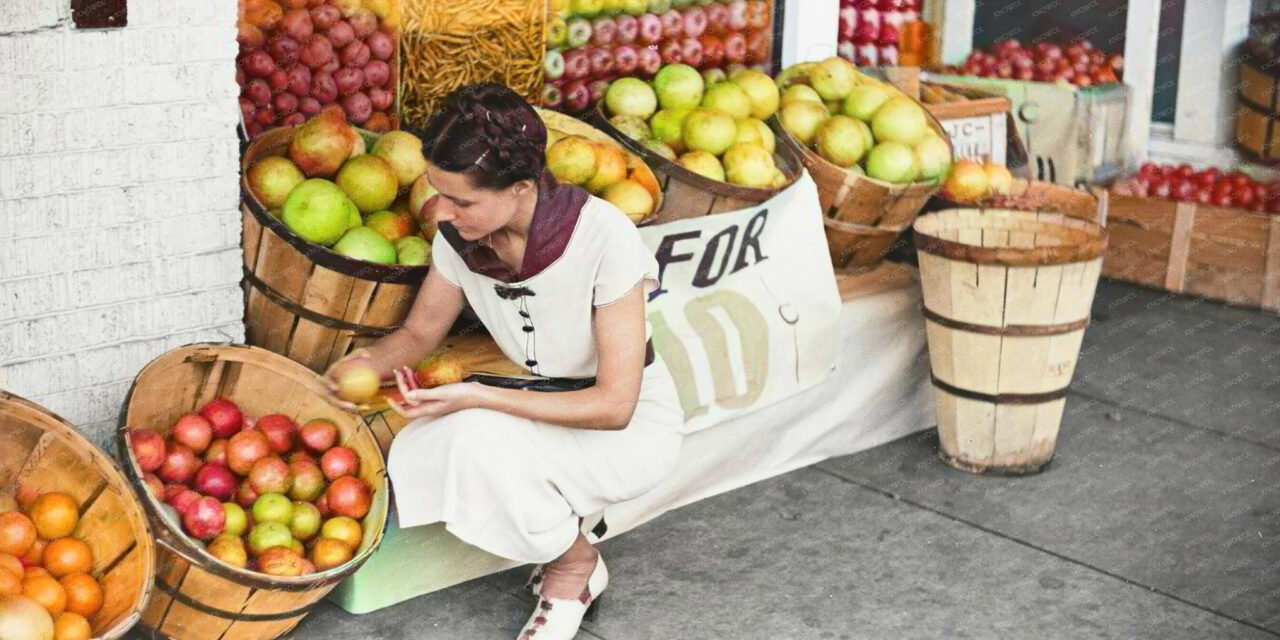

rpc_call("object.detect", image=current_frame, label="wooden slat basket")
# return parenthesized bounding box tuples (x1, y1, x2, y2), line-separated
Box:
(913, 209, 1107, 474)
(592, 105, 805, 226)
(0, 391, 155, 639)
(242, 127, 429, 375)
(928, 178, 1102, 224)
(116, 343, 389, 640)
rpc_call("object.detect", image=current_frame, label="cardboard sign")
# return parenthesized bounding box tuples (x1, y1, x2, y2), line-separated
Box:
(638, 174, 842, 434)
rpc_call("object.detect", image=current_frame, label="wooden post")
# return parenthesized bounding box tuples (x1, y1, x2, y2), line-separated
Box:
(1122, 0, 1161, 162)
(780, 0, 839, 66)
(925, 0, 974, 66)
(1173, 0, 1251, 146)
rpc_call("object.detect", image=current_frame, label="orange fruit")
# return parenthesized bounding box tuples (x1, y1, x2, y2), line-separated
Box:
(0, 552, 22, 577)
(24, 566, 51, 580)
(0, 567, 21, 596)
(23, 538, 47, 566)
(0, 512, 37, 556)
(29, 493, 79, 540)
(42, 538, 92, 578)
(59, 572, 102, 618)
(54, 611, 92, 640)
(22, 574, 66, 616)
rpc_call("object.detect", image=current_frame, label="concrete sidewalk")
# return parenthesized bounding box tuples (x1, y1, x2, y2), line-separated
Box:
(291, 280, 1280, 640)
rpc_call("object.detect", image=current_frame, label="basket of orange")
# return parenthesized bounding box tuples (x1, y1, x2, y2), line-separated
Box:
(0, 391, 155, 640)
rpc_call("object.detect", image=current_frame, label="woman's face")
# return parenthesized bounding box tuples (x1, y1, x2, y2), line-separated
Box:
(425, 165, 531, 241)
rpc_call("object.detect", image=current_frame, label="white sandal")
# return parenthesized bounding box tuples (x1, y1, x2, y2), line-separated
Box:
(516, 555, 608, 640)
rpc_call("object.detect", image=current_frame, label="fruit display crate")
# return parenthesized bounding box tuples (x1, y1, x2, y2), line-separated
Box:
(1099, 192, 1280, 313)
(882, 66, 1026, 168)
(923, 73, 1131, 188)
(1234, 42, 1280, 162)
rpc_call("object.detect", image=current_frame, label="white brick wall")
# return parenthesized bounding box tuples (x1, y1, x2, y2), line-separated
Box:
(0, 0, 244, 449)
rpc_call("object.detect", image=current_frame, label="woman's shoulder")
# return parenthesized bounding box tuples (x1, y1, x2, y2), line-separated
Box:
(577, 195, 643, 240)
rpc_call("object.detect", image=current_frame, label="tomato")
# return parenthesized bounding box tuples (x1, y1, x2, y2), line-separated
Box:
(1233, 186, 1256, 208)
(1253, 183, 1269, 204)
(1228, 172, 1252, 190)
(1211, 182, 1234, 207)
(1150, 176, 1171, 199)
(1268, 193, 1280, 213)
(1176, 164, 1194, 179)
(1194, 186, 1213, 204)
(1172, 178, 1195, 201)
(1196, 168, 1221, 186)
(1138, 162, 1160, 181)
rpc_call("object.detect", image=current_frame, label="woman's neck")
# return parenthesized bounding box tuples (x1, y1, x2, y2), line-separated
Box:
(492, 182, 539, 243)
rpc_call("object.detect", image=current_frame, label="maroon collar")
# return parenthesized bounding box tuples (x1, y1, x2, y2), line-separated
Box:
(439, 171, 589, 283)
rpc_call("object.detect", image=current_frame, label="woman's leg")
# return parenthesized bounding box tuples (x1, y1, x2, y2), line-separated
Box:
(538, 533, 599, 600)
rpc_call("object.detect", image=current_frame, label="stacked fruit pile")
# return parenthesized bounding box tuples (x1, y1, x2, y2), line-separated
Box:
(837, 0, 921, 67)
(602, 64, 787, 188)
(937, 159, 1014, 204)
(246, 107, 434, 266)
(128, 398, 373, 577)
(947, 39, 1123, 88)
(0, 491, 106, 640)
(777, 57, 951, 185)
(543, 0, 773, 114)
(546, 134, 660, 222)
(237, 0, 398, 137)
(1110, 163, 1280, 213)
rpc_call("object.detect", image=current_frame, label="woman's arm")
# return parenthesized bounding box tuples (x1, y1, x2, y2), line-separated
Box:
(391, 281, 649, 430)
(327, 269, 465, 382)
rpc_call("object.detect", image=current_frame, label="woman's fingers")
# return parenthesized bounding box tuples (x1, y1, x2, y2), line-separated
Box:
(388, 396, 433, 420)
(393, 368, 418, 406)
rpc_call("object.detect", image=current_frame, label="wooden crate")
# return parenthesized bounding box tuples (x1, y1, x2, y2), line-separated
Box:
(1099, 192, 1280, 313)
(0, 391, 156, 640)
(1234, 46, 1280, 162)
(925, 73, 1131, 187)
(921, 82, 1022, 166)
(592, 105, 805, 226)
(117, 344, 389, 640)
(913, 209, 1107, 474)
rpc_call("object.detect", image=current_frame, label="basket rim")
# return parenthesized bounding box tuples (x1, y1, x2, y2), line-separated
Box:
(115, 342, 390, 592)
(0, 390, 157, 640)
(241, 126, 430, 285)
(913, 208, 1108, 266)
(591, 102, 803, 199)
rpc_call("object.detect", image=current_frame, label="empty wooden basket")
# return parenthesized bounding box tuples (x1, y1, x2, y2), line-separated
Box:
(913, 209, 1108, 474)
(117, 343, 389, 640)
(1, 391, 155, 639)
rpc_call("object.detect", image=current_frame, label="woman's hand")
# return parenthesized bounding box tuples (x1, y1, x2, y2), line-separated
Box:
(322, 349, 377, 414)
(386, 367, 485, 421)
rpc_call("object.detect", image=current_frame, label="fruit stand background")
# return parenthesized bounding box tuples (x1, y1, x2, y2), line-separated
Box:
(0, 0, 245, 449)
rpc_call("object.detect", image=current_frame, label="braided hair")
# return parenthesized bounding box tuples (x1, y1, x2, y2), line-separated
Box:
(420, 83, 548, 191)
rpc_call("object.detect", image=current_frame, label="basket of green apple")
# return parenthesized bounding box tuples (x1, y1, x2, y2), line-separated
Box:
(774, 57, 953, 268)
(241, 106, 438, 374)
(593, 63, 805, 226)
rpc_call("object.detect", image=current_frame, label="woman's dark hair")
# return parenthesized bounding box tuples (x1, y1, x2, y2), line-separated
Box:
(420, 83, 547, 191)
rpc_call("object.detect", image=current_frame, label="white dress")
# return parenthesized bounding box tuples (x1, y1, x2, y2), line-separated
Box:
(386, 195, 684, 564)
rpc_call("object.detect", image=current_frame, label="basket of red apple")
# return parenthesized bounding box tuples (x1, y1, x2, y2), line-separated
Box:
(773, 57, 952, 268)
(935, 159, 1100, 224)
(117, 343, 388, 640)
(593, 62, 804, 226)
(242, 105, 437, 374)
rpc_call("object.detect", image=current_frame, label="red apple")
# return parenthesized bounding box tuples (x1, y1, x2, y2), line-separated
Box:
(129, 429, 167, 472)
(172, 413, 214, 454)
(587, 46, 615, 77)
(723, 32, 747, 63)
(320, 446, 361, 480)
(705, 3, 729, 35)
(315, 493, 332, 518)
(257, 414, 298, 454)
(660, 38, 684, 64)
(660, 9, 684, 39)
(227, 429, 271, 476)
(615, 14, 638, 44)
(235, 481, 260, 509)
(637, 14, 663, 45)
(727, 0, 749, 31)
(683, 7, 708, 39)
(194, 463, 238, 501)
(588, 77, 612, 104)
(200, 398, 244, 439)
(563, 48, 591, 80)
(143, 473, 164, 497)
(613, 44, 640, 75)
(289, 450, 318, 465)
(564, 80, 591, 112)
(637, 45, 662, 76)
(745, 29, 769, 64)
(249, 456, 293, 494)
(326, 476, 372, 519)
(591, 17, 617, 46)
(205, 438, 229, 466)
(681, 37, 704, 68)
(184, 497, 227, 540)
(159, 442, 200, 485)
(745, 0, 770, 30)
(297, 421, 337, 457)
(699, 35, 725, 68)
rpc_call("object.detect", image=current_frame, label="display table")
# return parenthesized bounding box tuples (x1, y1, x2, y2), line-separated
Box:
(329, 264, 935, 614)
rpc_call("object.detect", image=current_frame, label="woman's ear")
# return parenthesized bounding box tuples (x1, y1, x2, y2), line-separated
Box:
(510, 178, 536, 197)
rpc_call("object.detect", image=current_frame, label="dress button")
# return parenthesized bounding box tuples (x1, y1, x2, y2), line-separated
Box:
(519, 311, 530, 318)
(526, 359, 537, 367)
(523, 326, 534, 333)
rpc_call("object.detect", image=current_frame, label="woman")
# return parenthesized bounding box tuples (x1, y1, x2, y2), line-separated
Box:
(324, 84, 683, 640)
